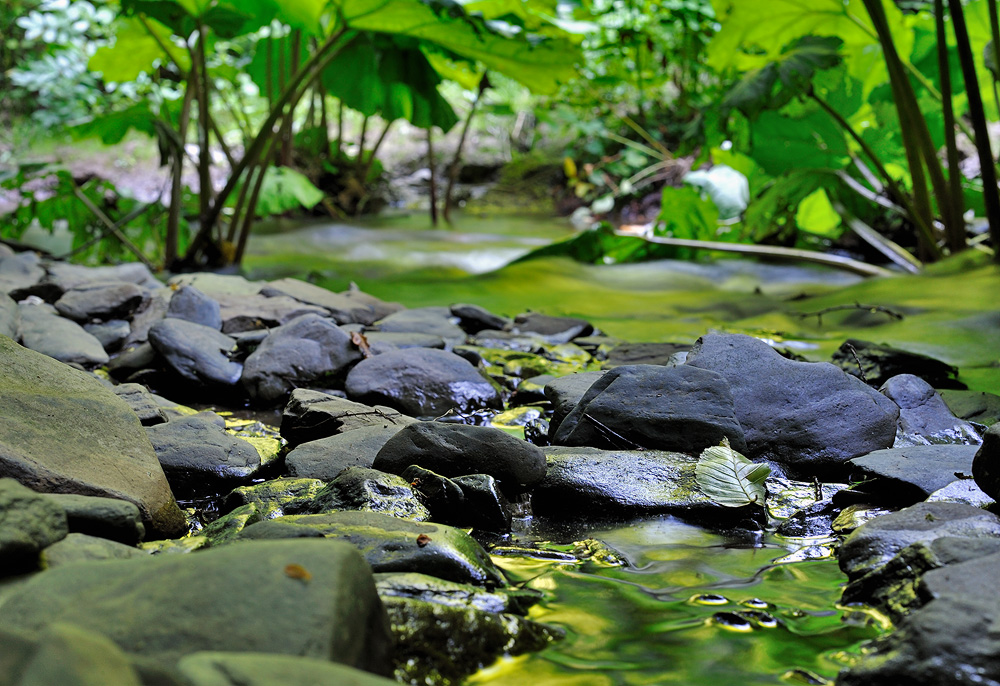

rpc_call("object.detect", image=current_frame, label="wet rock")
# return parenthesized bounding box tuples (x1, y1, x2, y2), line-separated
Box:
(0, 252, 45, 294)
(880, 374, 981, 446)
(374, 421, 547, 491)
(847, 445, 980, 504)
(973, 423, 1000, 502)
(0, 539, 393, 672)
(215, 292, 327, 334)
(532, 447, 765, 523)
(167, 285, 222, 329)
(107, 343, 159, 381)
(221, 478, 325, 519)
(371, 306, 467, 345)
(686, 333, 899, 478)
(148, 318, 243, 388)
(112, 383, 168, 426)
(0, 337, 186, 537)
(302, 467, 431, 521)
(177, 652, 401, 686)
(43, 493, 145, 544)
(17, 303, 110, 366)
(285, 426, 406, 480)
(345, 348, 502, 417)
(544, 371, 606, 434)
(84, 318, 130, 351)
(40, 533, 146, 568)
(774, 500, 840, 538)
(551, 364, 747, 453)
(0, 293, 19, 338)
(237, 511, 506, 586)
(146, 416, 262, 497)
(383, 596, 559, 685)
(280, 388, 415, 447)
(241, 314, 363, 406)
(940, 389, 1000, 427)
(376, 572, 541, 615)
(925, 478, 994, 507)
(838, 501, 1000, 581)
(602, 342, 690, 367)
(832, 338, 963, 389)
(0, 623, 144, 686)
(839, 551, 1000, 686)
(54, 281, 148, 322)
(449, 303, 511, 334)
(512, 312, 593, 343)
(0, 478, 68, 569)
(262, 277, 378, 325)
(451, 473, 512, 532)
(401, 465, 467, 518)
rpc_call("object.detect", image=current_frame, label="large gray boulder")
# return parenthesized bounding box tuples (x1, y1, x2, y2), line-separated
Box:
(241, 314, 363, 406)
(551, 364, 746, 453)
(148, 318, 243, 388)
(53, 281, 149, 322)
(17, 302, 109, 366)
(345, 348, 501, 417)
(0, 337, 186, 537)
(0, 539, 393, 673)
(42, 492, 145, 544)
(686, 333, 899, 477)
(0, 623, 145, 686)
(374, 421, 546, 491)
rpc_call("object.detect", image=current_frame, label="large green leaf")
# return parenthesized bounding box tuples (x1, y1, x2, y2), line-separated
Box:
(71, 102, 160, 144)
(655, 185, 720, 240)
(247, 36, 311, 101)
(743, 169, 845, 243)
(122, 0, 276, 38)
(749, 107, 849, 176)
(89, 17, 191, 81)
(695, 439, 769, 508)
(255, 166, 325, 216)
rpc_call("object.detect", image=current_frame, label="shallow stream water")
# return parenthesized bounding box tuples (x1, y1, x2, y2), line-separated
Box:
(243, 212, 1000, 685)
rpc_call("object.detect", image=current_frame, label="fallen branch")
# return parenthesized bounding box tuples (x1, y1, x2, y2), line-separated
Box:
(797, 302, 905, 326)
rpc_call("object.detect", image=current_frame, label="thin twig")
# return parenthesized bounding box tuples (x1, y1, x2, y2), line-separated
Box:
(70, 182, 156, 270)
(797, 302, 905, 326)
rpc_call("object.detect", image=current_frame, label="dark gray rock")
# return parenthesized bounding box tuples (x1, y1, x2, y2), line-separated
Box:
(17, 303, 110, 366)
(177, 652, 401, 686)
(0, 478, 68, 568)
(345, 348, 501, 417)
(880, 374, 981, 446)
(552, 364, 746, 453)
(303, 467, 431, 521)
(0, 539, 393, 673)
(451, 473, 512, 532)
(148, 318, 243, 388)
(400, 466, 467, 520)
(532, 447, 764, 523)
(241, 314, 363, 405)
(280, 388, 415, 447)
(220, 478, 325, 519)
(544, 371, 606, 434)
(106, 342, 159, 381)
(286, 426, 407, 480)
(338, 288, 404, 321)
(848, 445, 981, 503)
(54, 281, 148, 322)
(832, 338, 963, 389)
(42, 493, 144, 544)
(602, 342, 690, 367)
(40, 532, 146, 568)
(376, 572, 540, 615)
(237, 511, 506, 586)
(0, 252, 45, 295)
(166, 285, 222, 329)
(146, 416, 262, 497)
(215, 292, 327, 334)
(84, 318, 130, 351)
(686, 333, 899, 477)
(940, 389, 1000, 427)
(512, 312, 593, 343)
(113, 383, 168, 426)
(449, 303, 510, 334)
(121, 288, 170, 347)
(0, 337, 186, 538)
(838, 501, 1000, 581)
(374, 421, 546, 491)
(973, 423, 1000, 502)
(838, 552, 1000, 686)
(261, 278, 378, 325)
(371, 307, 467, 345)
(0, 293, 19, 338)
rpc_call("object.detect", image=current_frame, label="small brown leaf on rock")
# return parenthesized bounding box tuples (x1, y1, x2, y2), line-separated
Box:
(284, 563, 312, 582)
(416, 534, 432, 547)
(350, 331, 373, 358)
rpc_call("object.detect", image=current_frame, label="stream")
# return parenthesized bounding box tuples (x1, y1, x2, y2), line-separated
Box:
(242, 212, 999, 685)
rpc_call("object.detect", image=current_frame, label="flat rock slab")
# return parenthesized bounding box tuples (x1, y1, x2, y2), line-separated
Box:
(374, 421, 547, 491)
(0, 337, 185, 537)
(237, 511, 506, 587)
(838, 501, 1000, 581)
(512, 313, 593, 343)
(940, 389, 1000, 427)
(532, 447, 764, 523)
(262, 278, 378, 325)
(17, 303, 109, 366)
(286, 426, 407, 481)
(345, 348, 501, 417)
(833, 337, 963, 389)
(551, 364, 746, 453)
(848, 445, 981, 502)
(0, 539, 392, 672)
(47, 261, 160, 290)
(54, 281, 149, 322)
(40, 532, 147, 568)
(686, 333, 899, 477)
(177, 652, 401, 686)
(280, 389, 415, 447)
(215, 293, 327, 334)
(371, 307, 467, 344)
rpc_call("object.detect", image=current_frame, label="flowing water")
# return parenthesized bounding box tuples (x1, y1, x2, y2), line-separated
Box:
(244, 213, 1000, 685)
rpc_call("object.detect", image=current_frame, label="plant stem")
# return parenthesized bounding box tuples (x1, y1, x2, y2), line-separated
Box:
(935, 0, 967, 253)
(71, 182, 155, 270)
(428, 127, 438, 226)
(444, 72, 488, 223)
(194, 23, 213, 238)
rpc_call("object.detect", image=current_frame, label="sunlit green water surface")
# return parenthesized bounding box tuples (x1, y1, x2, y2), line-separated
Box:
(245, 213, 999, 684)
